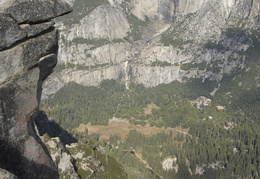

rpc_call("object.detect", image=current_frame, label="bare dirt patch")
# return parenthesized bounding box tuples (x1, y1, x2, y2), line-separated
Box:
(143, 103, 160, 115)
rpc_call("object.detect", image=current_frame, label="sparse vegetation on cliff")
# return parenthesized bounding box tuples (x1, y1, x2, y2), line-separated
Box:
(56, 0, 108, 26)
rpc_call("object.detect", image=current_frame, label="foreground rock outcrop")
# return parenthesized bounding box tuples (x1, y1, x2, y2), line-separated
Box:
(32, 111, 127, 178)
(0, 0, 72, 178)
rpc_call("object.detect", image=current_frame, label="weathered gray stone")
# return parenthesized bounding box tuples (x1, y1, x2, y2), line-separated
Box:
(0, 168, 18, 179)
(20, 21, 55, 37)
(0, 0, 71, 178)
(42, 0, 259, 97)
(130, 0, 175, 21)
(0, 14, 26, 50)
(0, 29, 58, 84)
(66, 5, 130, 41)
(22, 135, 58, 179)
(0, 68, 39, 141)
(0, 0, 72, 23)
(22, 30, 58, 68)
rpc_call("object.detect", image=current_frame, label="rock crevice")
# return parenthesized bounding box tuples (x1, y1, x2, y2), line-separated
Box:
(0, 0, 72, 178)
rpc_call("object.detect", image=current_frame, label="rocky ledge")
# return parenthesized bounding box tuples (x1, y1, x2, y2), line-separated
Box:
(0, 0, 72, 178)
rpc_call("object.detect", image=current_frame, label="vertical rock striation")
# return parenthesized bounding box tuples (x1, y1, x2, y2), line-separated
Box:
(41, 0, 259, 98)
(0, 0, 71, 178)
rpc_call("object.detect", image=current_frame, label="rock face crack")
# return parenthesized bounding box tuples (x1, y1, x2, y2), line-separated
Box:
(248, 0, 254, 17)
(37, 54, 58, 108)
(0, 25, 56, 53)
(0, 100, 8, 138)
(0, 14, 27, 51)
(0, 0, 72, 178)
(5, 1, 72, 24)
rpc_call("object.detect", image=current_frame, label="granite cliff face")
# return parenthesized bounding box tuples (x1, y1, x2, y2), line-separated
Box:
(0, 0, 72, 178)
(42, 0, 259, 97)
(66, 4, 130, 40)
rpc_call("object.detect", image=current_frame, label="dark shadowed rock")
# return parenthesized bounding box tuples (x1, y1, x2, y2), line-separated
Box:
(37, 54, 58, 107)
(33, 111, 77, 145)
(0, 139, 58, 179)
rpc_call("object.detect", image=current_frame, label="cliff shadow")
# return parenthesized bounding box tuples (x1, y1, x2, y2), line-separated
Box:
(0, 139, 58, 179)
(32, 110, 77, 145)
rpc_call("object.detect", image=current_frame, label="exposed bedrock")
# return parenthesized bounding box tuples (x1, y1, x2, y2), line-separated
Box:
(0, 0, 72, 178)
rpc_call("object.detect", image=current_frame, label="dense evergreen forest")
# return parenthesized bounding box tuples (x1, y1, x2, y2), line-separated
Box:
(41, 31, 260, 178)
(42, 74, 224, 130)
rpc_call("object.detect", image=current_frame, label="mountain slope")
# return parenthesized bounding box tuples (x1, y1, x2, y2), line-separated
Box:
(43, 0, 259, 98)
(37, 0, 260, 178)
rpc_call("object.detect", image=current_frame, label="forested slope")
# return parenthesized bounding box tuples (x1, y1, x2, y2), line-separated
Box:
(41, 33, 260, 178)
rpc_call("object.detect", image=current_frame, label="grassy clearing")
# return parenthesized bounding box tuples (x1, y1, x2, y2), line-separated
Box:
(74, 120, 188, 141)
